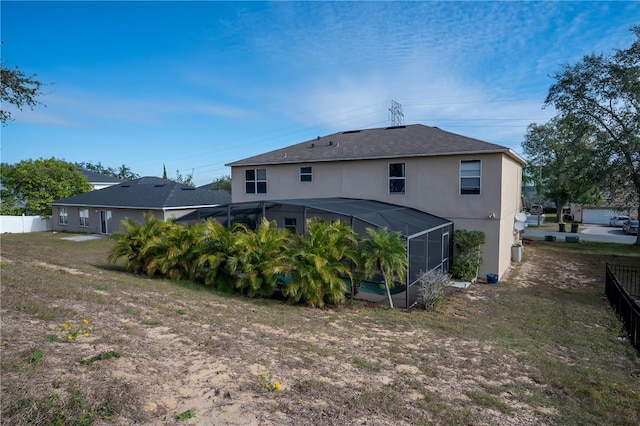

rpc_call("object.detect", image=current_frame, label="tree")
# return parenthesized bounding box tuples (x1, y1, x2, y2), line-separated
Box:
(0, 158, 92, 216)
(162, 164, 168, 180)
(209, 175, 232, 193)
(358, 227, 408, 308)
(75, 161, 139, 180)
(522, 116, 603, 221)
(175, 169, 194, 187)
(0, 54, 45, 125)
(545, 26, 640, 244)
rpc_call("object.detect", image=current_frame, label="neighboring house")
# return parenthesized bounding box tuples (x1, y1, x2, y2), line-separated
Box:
(50, 177, 232, 235)
(225, 124, 525, 280)
(80, 170, 123, 190)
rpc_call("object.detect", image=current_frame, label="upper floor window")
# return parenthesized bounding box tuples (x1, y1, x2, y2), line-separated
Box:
(59, 207, 68, 225)
(300, 166, 313, 182)
(460, 160, 481, 195)
(245, 168, 267, 194)
(389, 162, 405, 194)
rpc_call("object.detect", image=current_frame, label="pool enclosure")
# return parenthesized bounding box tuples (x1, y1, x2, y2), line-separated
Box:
(177, 198, 454, 308)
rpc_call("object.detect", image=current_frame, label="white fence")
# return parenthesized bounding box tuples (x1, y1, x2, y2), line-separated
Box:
(0, 215, 52, 233)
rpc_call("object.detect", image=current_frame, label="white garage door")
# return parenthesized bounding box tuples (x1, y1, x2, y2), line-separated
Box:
(582, 209, 625, 225)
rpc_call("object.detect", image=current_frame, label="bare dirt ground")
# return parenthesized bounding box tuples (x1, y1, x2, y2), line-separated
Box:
(1, 234, 639, 425)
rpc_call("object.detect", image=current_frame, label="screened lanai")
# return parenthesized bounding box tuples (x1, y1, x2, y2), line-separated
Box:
(177, 198, 454, 308)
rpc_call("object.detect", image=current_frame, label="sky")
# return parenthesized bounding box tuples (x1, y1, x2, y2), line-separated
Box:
(2, 1, 639, 186)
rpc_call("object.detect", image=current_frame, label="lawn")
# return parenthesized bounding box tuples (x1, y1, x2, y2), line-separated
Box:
(1, 232, 639, 425)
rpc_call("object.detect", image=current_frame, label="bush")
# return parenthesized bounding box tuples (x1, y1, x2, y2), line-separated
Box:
(415, 269, 451, 310)
(451, 229, 485, 281)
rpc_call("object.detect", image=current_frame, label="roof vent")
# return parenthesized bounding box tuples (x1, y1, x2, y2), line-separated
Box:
(342, 130, 361, 134)
(385, 125, 406, 130)
(120, 184, 131, 188)
(154, 184, 166, 187)
(316, 136, 320, 140)
(310, 143, 315, 148)
(329, 141, 333, 146)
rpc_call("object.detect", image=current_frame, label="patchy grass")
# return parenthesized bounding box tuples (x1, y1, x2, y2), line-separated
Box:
(1, 231, 639, 425)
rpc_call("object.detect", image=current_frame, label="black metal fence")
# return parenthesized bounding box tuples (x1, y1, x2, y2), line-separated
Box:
(605, 264, 640, 353)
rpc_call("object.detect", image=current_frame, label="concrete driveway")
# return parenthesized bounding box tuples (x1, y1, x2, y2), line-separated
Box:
(522, 224, 638, 244)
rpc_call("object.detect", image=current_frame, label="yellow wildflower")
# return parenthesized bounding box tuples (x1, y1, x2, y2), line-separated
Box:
(62, 323, 70, 329)
(83, 319, 89, 325)
(274, 381, 282, 391)
(67, 335, 73, 340)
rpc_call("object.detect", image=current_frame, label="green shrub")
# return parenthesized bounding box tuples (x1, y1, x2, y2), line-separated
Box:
(451, 229, 485, 281)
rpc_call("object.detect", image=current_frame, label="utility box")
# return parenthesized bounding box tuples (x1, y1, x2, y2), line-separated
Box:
(511, 244, 523, 262)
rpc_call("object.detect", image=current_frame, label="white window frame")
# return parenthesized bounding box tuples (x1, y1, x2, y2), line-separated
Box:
(59, 207, 68, 225)
(245, 168, 267, 194)
(79, 209, 89, 227)
(300, 166, 313, 182)
(389, 162, 406, 194)
(460, 160, 481, 195)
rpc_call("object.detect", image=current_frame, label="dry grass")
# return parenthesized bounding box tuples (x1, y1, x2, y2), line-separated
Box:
(1, 232, 639, 425)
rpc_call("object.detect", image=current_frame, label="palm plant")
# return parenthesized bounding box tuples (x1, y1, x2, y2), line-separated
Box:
(227, 218, 291, 297)
(144, 222, 203, 280)
(107, 212, 171, 274)
(281, 218, 358, 307)
(359, 227, 408, 308)
(194, 219, 236, 291)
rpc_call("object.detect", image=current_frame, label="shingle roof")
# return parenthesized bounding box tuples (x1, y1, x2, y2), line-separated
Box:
(51, 176, 232, 209)
(226, 124, 524, 166)
(80, 170, 123, 183)
(176, 197, 452, 238)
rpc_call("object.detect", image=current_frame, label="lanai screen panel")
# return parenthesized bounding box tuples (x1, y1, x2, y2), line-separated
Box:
(176, 198, 454, 308)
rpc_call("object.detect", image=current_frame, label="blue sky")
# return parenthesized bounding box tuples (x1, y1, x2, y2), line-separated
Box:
(2, 1, 638, 186)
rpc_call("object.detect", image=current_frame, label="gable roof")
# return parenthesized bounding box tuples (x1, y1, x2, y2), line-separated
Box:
(51, 176, 231, 210)
(80, 170, 123, 184)
(226, 124, 525, 166)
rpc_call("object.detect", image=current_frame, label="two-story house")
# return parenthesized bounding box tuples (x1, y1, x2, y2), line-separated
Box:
(226, 124, 525, 281)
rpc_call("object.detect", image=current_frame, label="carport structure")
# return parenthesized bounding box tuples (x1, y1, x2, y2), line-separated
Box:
(178, 198, 454, 308)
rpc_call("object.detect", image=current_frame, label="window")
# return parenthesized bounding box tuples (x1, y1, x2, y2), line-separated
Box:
(79, 209, 89, 227)
(460, 160, 481, 195)
(284, 218, 297, 232)
(300, 166, 312, 182)
(59, 208, 68, 225)
(389, 163, 405, 193)
(245, 168, 267, 194)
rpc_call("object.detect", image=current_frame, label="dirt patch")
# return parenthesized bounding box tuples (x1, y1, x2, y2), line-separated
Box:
(34, 261, 93, 276)
(2, 235, 639, 425)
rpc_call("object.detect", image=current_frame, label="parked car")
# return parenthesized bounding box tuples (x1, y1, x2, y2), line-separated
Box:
(623, 220, 639, 235)
(609, 215, 629, 227)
